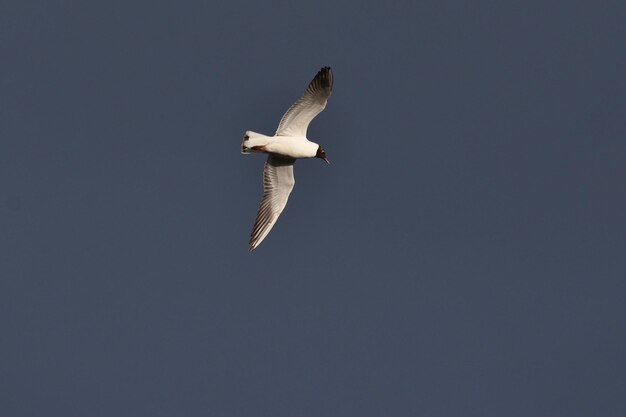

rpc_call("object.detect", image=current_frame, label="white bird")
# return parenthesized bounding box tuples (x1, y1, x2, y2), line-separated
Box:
(241, 66, 333, 251)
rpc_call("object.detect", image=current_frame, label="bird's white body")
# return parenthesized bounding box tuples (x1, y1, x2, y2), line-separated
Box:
(242, 130, 319, 159)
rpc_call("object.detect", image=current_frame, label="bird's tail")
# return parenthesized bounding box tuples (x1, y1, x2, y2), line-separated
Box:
(241, 131, 270, 154)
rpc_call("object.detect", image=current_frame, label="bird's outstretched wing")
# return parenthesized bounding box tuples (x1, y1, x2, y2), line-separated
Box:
(275, 67, 333, 137)
(249, 155, 296, 251)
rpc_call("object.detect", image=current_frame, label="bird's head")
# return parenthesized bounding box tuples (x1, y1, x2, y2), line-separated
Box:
(315, 146, 330, 164)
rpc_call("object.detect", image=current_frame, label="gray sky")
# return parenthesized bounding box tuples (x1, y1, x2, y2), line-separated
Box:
(1, 0, 625, 416)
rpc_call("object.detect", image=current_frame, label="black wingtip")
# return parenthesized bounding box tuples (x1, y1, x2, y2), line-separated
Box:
(313, 66, 333, 90)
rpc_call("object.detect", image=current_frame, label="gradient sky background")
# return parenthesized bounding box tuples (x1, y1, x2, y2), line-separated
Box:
(1, 1, 625, 416)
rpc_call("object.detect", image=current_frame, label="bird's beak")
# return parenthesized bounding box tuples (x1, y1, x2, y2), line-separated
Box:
(323, 157, 331, 165)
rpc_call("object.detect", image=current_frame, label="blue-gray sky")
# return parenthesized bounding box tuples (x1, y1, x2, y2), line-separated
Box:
(1, 1, 625, 416)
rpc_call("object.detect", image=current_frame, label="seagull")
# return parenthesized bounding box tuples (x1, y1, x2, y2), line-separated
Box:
(241, 66, 333, 251)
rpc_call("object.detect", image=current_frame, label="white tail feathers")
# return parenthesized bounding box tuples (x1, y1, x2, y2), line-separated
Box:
(241, 131, 270, 154)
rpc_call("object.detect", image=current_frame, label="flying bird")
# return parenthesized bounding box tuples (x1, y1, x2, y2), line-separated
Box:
(241, 66, 333, 251)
